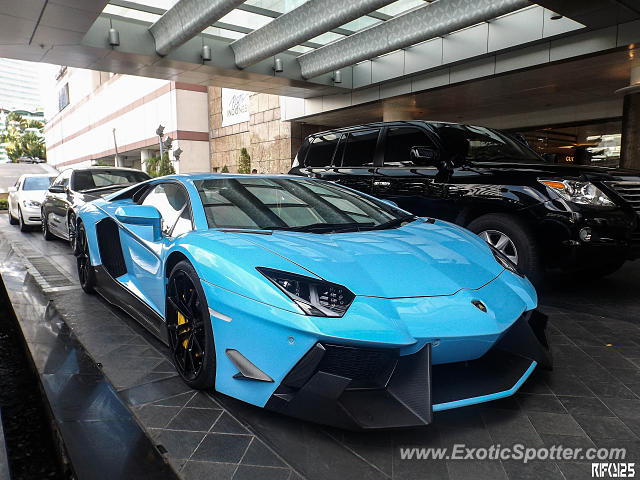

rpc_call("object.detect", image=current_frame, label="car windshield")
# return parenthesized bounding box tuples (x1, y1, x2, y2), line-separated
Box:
(194, 177, 412, 232)
(22, 176, 54, 190)
(73, 170, 149, 192)
(432, 123, 544, 163)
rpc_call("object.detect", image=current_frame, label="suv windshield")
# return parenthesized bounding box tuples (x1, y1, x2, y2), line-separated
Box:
(73, 169, 150, 192)
(432, 123, 544, 164)
(194, 177, 413, 232)
(23, 176, 54, 190)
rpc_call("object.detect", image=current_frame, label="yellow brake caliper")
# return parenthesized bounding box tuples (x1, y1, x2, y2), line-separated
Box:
(177, 311, 189, 349)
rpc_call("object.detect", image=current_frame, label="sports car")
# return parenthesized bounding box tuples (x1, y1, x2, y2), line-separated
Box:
(75, 173, 552, 429)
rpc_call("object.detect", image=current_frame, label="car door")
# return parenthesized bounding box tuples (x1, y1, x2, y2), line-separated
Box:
(45, 170, 72, 237)
(372, 125, 462, 220)
(331, 128, 381, 195)
(119, 182, 193, 315)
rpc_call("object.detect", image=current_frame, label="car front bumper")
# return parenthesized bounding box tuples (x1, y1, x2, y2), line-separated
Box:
(20, 205, 43, 225)
(534, 202, 639, 266)
(265, 310, 551, 430)
(201, 270, 545, 429)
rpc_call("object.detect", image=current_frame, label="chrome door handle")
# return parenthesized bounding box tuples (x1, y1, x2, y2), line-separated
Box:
(374, 181, 391, 187)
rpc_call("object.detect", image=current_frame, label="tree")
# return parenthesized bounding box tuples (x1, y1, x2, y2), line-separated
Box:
(145, 152, 175, 178)
(221, 165, 229, 173)
(0, 112, 46, 161)
(238, 147, 251, 174)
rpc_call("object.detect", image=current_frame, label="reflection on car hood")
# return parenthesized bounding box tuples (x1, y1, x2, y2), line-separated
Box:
(241, 220, 504, 298)
(18, 190, 48, 204)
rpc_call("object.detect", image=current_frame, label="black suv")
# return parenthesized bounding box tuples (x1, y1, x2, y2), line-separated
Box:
(289, 121, 640, 284)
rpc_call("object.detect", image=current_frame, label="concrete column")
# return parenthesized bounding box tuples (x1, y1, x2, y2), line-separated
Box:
(620, 65, 640, 170)
(140, 149, 152, 173)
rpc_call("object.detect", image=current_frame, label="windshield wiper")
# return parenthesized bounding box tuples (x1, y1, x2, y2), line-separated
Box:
(370, 215, 418, 230)
(267, 222, 373, 233)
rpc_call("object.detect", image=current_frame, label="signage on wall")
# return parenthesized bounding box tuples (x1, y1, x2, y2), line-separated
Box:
(221, 88, 250, 127)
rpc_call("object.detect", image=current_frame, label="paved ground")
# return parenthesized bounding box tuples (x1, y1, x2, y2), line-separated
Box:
(0, 162, 58, 193)
(1, 216, 639, 480)
(0, 409, 8, 480)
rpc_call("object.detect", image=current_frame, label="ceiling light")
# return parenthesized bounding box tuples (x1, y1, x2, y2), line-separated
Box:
(550, 13, 563, 20)
(273, 58, 283, 73)
(201, 45, 211, 61)
(108, 27, 120, 47)
(333, 70, 342, 84)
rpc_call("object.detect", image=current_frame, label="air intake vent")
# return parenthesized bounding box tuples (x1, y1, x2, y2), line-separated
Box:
(608, 181, 640, 215)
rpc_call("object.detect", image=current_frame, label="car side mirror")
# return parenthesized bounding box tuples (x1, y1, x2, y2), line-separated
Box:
(115, 205, 162, 241)
(410, 146, 440, 166)
(48, 185, 65, 193)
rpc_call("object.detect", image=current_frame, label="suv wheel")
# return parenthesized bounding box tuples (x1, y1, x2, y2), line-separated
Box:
(467, 213, 542, 286)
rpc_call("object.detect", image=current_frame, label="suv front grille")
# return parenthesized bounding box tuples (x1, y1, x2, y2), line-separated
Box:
(608, 181, 640, 215)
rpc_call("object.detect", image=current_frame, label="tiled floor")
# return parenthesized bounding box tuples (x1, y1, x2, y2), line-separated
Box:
(1, 216, 639, 480)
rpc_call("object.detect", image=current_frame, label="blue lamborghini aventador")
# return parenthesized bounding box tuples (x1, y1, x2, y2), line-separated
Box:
(75, 174, 552, 429)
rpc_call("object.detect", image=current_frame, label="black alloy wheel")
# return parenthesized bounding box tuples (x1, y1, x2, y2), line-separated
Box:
(166, 261, 216, 389)
(75, 223, 95, 293)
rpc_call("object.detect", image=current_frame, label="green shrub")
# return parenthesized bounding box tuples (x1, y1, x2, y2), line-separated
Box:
(238, 147, 251, 174)
(0, 198, 8, 210)
(221, 165, 229, 173)
(146, 153, 175, 178)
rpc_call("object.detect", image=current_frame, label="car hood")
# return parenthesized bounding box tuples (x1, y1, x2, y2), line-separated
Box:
(18, 189, 48, 203)
(475, 161, 640, 180)
(238, 220, 504, 298)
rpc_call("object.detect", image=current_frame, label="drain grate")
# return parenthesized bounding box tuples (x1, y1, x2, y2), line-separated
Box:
(27, 257, 74, 287)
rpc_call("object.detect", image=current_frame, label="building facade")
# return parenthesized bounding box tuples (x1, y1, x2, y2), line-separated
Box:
(208, 87, 322, 174)
(44, 68, 210, 173)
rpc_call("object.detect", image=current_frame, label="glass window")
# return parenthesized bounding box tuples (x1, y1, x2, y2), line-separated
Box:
(432, 123, 543, 164)
(194, 177, 406, 232)
(342, 129, 380, 167)
(142, 183, 191, 236)
(384, 127, 436, 166)
(72, 169, 149, 192)
(305, 134, 340, 167)
(22, 176, 54, 191)
(52, 170, 71, 188)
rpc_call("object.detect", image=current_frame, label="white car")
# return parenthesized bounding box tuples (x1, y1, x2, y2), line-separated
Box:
(8, 174, 56, 231)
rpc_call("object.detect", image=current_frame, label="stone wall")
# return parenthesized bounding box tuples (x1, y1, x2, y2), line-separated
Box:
(208, 87, 323, 174)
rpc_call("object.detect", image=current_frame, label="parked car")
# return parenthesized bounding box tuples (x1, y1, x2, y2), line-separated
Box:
(75, 174, 550, 429)
(289, 121, 640, 284)
(7, 174, 56, 231)
(41, 167, 150, 248)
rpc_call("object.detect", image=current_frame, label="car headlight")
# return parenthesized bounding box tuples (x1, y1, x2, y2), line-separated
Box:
(539, 179, 614, 207)
(22, 199, 41, 208)
(257, 267, 355, 317)
(490, 246, 523, 277)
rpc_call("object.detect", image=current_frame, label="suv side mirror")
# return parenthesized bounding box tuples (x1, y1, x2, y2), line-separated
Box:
(410, 146, 440, 166)
(48, 185, 65, 193)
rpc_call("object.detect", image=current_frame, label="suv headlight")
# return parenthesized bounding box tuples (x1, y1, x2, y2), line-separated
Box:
(490, 246, 523, 277)
(22, 199, 41, 208)
(539, 179, 614, 207)
(257, 267, 355, 317)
